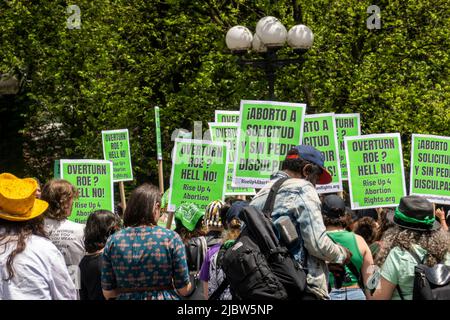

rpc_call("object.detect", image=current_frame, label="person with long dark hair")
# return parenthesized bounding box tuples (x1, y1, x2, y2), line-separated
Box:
(79, 210, 121, 300)
(0, 173, 76, 300)
(101, 183, 191, 300)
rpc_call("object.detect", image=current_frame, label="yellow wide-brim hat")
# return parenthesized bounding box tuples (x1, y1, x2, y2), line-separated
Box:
(0, 173, 48, 221)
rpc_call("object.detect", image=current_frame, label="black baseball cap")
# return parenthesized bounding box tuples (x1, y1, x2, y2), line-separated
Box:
(321, 195, 346, 218)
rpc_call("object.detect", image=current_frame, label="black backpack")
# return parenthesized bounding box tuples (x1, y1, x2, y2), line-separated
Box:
(397, 249, 450, 300)
(210, 177, 307, 300)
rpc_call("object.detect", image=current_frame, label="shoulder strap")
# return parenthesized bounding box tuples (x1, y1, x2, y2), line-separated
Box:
(397, 284, 405, 300)
(407, 248, 426, 265)
(208, 277, 229, 300)
(196, 236, 207, 272)
(262, 177, 290, 218)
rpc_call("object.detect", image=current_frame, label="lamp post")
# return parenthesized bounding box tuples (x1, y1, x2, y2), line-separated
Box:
(225, 16, 314, 100)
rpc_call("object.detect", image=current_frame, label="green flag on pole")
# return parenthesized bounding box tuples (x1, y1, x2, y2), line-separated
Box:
(155, 106, 162, 160)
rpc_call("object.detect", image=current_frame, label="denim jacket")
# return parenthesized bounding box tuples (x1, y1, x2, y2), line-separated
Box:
(250, 171, 347, 299)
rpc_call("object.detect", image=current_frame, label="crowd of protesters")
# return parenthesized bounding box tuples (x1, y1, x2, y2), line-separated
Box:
(0, 144, 449, 300)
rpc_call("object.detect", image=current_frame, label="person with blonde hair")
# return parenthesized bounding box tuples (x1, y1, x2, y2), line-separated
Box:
(0, 173, 77, 299)
(41, 179, 85, 286)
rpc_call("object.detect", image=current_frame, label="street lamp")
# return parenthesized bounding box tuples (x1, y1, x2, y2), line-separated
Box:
(225, 16, 314, 100)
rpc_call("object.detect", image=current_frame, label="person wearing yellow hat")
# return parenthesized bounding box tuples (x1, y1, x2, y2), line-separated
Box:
(0, 173, 77, 300)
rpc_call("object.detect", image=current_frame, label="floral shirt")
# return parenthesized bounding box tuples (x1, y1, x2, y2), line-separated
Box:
(250, 171, 347, 300)
(101, 226, 189, 300)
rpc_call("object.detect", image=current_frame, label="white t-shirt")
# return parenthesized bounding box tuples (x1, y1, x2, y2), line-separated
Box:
(44, 218, 85, 267)
(0, 234, 77, 300)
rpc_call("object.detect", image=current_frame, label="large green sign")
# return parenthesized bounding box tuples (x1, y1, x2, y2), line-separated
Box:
(345, 133, 406, 209)
(302, 113, 342, 193)
(209, 122, 256, 196)
(410, 134, 450, 205)
(233, 100, 307, 188)
(60, 159, 114, 224)
(154, 106, 163, 160)
(215, 110, 239, 123)
(335, 113, 361, 180)
(102, 129, 133, 182)
(168, 139, 228, 211)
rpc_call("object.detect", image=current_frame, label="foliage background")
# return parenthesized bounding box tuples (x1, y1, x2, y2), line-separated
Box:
(1, 0, 449, 194)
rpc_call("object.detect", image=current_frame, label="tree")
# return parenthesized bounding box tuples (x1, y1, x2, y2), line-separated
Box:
(0, 0, 448, 188)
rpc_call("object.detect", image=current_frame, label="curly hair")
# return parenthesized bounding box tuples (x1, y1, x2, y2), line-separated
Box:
(375, 226, 450, 267)
(222, 218, 241, 242)
(322, 214, 352, 229)
(41, 179, 77, 221)
(353, 217, 378, 246)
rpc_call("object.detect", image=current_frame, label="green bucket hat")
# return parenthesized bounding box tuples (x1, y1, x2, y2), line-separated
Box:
(175, 203, 204, 232)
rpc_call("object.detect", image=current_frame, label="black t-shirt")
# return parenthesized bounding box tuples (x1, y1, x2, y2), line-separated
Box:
(79, 253, 105, 300)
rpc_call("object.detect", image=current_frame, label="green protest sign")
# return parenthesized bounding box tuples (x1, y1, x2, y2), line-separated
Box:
(154, 106, 163, 160)
(410, 134, 450, 205)
(168, 139, 228, 211)
(54, 160, 61, 178)
(102, 129, 133, 182)
(209, 122, 256, 196)
(344, 133, 406, 209)
(233, 100, 307, 188)
(335, 113, 361, 180)
(302, 113, 342, 193)
(60, 159, 114, 223)
(215, 110, 239, 123)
